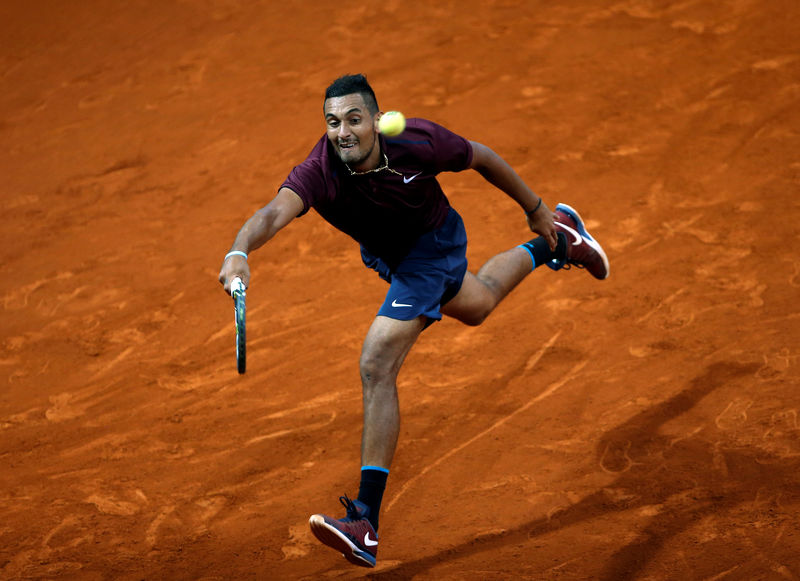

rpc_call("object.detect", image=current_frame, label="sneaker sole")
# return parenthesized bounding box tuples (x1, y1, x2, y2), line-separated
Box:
(309, 515, 376, 568)
(555, 203, 610, 279)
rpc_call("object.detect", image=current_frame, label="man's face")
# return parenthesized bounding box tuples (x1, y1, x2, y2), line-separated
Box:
(324, 93, 380, 171)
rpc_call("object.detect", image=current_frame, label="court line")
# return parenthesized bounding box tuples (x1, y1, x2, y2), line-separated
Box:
(387, 340, 586, 512)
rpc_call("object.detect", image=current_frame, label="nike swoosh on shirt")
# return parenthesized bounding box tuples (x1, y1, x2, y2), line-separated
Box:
(555, 221, 582, 245)
(403, 172, 422, 184)
(391, 299, 413, 308)
(364, 532, 378, 547)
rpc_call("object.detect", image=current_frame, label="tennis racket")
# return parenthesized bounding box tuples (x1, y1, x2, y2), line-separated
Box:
(231, 277, 246, 374)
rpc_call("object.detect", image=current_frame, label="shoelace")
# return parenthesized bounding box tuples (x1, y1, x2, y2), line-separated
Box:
(338, 495, 363, 521)
(553, 230, 586, 270)
(561, 261, 586, 270)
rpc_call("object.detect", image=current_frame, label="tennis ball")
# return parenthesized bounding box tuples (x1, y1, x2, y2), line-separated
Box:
(379, 111, 406, 137)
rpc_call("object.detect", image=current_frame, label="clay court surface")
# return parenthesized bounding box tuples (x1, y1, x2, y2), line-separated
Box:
(2, 1, 799, 579)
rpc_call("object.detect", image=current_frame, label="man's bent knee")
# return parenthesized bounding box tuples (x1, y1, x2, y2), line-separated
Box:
(441, 292, 495, 326)
(459, 308, 491, 326)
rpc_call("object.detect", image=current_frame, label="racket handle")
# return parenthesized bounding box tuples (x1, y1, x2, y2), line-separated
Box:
(231, 277, 246, 295)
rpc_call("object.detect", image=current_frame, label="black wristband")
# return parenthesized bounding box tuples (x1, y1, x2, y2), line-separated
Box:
(525, 198, 543, 216)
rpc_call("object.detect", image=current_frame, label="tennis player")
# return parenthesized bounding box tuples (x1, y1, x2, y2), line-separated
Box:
(219, 74, 609, 568)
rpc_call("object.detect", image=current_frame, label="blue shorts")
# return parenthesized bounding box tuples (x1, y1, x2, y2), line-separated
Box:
(361, 208, 468, 325)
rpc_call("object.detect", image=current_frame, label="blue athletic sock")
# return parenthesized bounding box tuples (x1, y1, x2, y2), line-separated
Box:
(519, 233, 566, 270)
(357, 466, 389, 531)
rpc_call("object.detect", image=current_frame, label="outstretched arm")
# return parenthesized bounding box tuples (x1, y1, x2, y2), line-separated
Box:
(468, 140, 558, 250)
(218, 187, 305, 294)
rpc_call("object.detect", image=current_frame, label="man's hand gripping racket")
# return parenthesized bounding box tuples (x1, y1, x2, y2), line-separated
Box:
(230, 277, 247, 374)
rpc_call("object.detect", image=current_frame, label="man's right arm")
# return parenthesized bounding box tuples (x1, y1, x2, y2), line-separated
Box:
(218, 187, 305, 294)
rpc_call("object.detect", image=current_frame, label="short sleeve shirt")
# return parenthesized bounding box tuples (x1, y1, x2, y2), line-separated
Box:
(281, 118, 473, 268)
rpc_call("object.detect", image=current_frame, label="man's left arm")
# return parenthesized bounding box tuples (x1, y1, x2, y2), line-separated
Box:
(468, 140, 558, 250)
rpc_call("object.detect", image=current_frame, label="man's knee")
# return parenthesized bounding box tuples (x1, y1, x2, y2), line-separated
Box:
(359, 315, 423, 388)
(442, 294, 494, 326)
(458, 307, 491, 326)
(359, 348, 397, 386)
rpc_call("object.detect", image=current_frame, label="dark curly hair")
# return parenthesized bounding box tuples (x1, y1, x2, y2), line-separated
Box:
(324, 74, 379, 114)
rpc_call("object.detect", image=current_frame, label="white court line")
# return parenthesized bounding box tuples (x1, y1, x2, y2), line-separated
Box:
(387, 334, 585, 512)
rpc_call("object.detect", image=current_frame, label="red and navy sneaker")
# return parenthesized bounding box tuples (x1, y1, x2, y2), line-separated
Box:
(309, 496, 378, 568)
(548, 203, 610, 280)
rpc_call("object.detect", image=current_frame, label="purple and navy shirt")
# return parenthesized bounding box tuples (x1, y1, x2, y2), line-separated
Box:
(281, 118, 474, 268)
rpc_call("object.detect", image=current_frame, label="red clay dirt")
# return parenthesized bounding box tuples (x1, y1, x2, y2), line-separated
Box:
(2, 1, 799, 580)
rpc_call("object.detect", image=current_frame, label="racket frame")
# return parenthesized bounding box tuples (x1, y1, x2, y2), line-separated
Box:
(231, 277, 246, 374)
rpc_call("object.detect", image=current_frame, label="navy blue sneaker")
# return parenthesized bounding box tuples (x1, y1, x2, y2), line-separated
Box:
(548, 203, 610, 279)
(309, 496, 378, 568)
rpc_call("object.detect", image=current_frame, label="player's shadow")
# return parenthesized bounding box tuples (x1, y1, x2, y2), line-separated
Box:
(368, 361, 800, 580)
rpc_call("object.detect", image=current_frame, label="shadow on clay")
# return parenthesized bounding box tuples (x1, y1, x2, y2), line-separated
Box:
(366, 361, 800, 580)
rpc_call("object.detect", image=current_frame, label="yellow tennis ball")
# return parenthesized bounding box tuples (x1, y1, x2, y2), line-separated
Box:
(379, 111, 406, 137)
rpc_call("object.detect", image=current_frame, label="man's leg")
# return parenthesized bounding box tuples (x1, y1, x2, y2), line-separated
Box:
(359, 315, 426, 468)
(442, 203, 609, 325)
(441, 245, 543, 326)
(309, 315, 425, 568)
